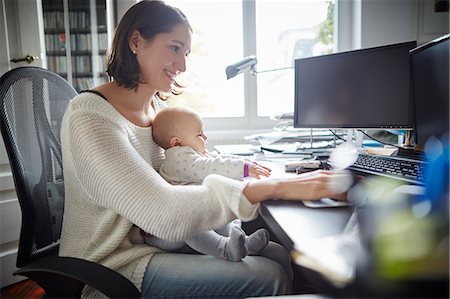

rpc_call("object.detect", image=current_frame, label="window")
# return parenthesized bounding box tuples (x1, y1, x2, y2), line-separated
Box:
(255, 0, 335, 117)
(165, 0, 245, 118)
(165, 0, 336, 131)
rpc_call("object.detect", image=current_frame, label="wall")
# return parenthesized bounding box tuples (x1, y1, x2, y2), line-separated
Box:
(360, 0, 448, 48)
(361, 0, 418, 47)
(338, 0, 448, 52)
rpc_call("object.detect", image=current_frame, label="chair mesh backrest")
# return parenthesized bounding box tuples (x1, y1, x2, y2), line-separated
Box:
(0, 67, 77, 267)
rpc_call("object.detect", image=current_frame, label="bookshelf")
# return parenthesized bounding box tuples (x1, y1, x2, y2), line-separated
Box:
(42, 0, 111, 91)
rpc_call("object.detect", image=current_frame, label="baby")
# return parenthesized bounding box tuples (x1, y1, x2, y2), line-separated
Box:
(147, 106, 271, 261)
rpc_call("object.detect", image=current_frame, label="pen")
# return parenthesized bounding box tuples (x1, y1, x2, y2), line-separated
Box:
(260, 146, 283, 153)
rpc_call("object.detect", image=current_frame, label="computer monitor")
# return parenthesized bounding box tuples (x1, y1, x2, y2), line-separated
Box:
(294, 41, 417, 129)
(410, 34, 449, 149)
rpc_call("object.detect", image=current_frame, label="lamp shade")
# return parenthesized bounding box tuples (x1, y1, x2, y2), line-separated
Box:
(225, 56, 257, 79)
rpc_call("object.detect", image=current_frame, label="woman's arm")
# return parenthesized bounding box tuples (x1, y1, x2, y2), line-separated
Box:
(243, 170, 349, 204)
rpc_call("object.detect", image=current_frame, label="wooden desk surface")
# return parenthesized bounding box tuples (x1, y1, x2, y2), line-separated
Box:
(254, 158, 446, 298)
(260, 201, 353, 252)
(255, 159, 354, 251)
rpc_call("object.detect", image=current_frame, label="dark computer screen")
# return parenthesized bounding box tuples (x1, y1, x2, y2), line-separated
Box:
(294, 41, 417, 129)
(410, 35, 449, 147)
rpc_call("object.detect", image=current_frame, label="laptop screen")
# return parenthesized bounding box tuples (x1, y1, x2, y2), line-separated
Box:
(410, 35, 449, 148)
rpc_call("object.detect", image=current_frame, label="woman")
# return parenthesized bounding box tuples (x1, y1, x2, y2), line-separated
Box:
(59, 1, 348, 297)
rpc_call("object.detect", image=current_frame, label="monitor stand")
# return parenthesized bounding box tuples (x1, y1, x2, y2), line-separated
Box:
(402, 130, 415, 148)
(346, 129, 364, 148)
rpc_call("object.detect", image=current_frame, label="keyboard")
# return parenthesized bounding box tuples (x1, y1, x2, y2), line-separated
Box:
(348, 154, 427, 185)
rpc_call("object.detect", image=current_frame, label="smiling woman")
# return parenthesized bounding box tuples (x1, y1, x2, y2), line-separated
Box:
(57, 1, 350, 298)
(57, 1, 296, 297)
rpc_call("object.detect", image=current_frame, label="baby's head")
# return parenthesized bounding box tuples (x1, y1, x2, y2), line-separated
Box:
(152, 106, 208, 154)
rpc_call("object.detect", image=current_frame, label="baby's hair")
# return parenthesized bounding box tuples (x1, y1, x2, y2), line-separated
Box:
(152, 106, 199, 149)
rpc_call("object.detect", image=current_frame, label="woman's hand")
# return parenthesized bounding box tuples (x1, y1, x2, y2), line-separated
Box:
(243, 169, 350, 204)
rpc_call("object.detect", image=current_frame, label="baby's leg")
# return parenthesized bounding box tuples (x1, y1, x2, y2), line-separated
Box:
(245, 228, 270, 255)
(185, 227, 247, 262)
(215, 219, 242, 236)
(144, 235, 186, 251)
(216, 220, 270, 255)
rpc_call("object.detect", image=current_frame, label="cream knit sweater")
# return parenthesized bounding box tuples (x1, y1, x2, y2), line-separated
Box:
(59, 92, 259, 297)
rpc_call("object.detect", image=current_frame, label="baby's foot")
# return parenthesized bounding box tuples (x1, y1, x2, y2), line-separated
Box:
(245, 228, 270, 255)
(224, 227, 247, 262)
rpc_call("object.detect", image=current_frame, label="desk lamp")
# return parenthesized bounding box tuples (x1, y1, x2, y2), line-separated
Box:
(225, 55, 293, 79)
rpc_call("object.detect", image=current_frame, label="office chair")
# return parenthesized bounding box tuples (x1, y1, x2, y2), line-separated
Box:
(0, 66, 140, 298)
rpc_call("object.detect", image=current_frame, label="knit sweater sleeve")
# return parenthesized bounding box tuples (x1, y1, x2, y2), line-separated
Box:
(64, 97, 259, 242)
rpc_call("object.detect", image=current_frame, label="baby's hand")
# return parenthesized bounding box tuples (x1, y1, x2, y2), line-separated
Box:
(248, 163, 271, 179)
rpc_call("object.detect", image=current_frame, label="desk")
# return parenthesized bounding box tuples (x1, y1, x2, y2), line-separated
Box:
(256, 160, 353, 252)
(253, 159, 357, 296)
(255, 159, 448, 299)
(260, 200, 357, 297)
(260, 200, 353, 253)
(253, 159, 354, 250)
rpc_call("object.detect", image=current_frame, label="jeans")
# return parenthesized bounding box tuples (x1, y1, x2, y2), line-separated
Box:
(141, 241, 293, 298)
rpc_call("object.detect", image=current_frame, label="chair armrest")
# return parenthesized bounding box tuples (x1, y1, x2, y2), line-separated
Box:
(14, 255, 140, 298)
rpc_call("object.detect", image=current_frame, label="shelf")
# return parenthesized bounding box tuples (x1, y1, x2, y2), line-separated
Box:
(56, 73, 107, 79)
(72, 72, 107, 78)
(46, 50, 107, 56)
(45, 27, 107, 34)
(43, 0, 109, 91)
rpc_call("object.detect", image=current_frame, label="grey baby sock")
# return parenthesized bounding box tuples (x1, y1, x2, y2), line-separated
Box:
(223, 226, 247, 262)
(245, 228, 270, 255)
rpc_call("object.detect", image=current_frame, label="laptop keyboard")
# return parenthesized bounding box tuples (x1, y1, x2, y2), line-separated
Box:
(348, 154, 427, 184)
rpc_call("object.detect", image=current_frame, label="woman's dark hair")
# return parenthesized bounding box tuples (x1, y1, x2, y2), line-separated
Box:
(106, 0, 191, 95)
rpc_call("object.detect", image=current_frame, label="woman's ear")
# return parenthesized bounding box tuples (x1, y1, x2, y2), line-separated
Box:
(128, 30, 141, 54)
(170, 137, 182, 147)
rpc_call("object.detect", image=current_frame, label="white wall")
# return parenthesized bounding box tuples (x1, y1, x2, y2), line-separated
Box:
(338, 0, 449, 52)
(359, 0, 448, 48)
(361, 0, 417, 47)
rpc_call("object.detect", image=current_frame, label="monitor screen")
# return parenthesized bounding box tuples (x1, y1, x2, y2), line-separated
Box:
(410, 35, 449, 147)
(294, 41, 417, 129)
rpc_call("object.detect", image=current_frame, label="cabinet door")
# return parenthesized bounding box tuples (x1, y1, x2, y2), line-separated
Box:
(0, 0, 45, 288)
(42, 0, 112, 91)
(0, 0, 113, 288)
(0, 0, 45, 74)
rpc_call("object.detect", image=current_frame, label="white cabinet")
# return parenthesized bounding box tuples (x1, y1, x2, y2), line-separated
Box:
(0, 138, 22, 287)
(0, 0, 114, 288)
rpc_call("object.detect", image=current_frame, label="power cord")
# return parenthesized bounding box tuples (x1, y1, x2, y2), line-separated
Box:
(328, 129, 346, 141)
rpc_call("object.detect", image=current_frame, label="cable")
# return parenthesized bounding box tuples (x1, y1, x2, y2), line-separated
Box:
(328, 129, 346, 141)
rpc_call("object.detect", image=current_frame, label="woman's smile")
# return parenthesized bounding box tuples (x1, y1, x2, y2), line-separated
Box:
(164, 69, 178, 87)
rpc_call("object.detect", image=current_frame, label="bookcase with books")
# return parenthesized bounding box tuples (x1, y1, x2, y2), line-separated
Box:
(42, 0, 111, 91)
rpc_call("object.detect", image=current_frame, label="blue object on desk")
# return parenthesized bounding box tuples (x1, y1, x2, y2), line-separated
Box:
(362, 140, 383, 147)
(418, 139, 449, 214)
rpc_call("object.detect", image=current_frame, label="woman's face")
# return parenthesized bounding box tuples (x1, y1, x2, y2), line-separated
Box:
(134, 23, 192, 93)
